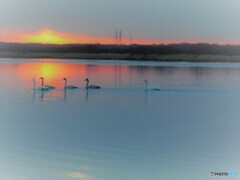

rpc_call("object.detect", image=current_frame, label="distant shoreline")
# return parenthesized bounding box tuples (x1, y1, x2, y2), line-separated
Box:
(1, 43, 240, 62)
(1, 52, 240, 62)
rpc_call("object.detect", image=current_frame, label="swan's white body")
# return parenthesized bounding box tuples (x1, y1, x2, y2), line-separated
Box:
(65, 85, 79, 89)
(40, 77, 55, 89)
(63, 78, 79, 89)
(144, 80, 160, 91)
(45, 85, 55, 89)
(85, 78, 101, 89)
(33, 78, 49, 90)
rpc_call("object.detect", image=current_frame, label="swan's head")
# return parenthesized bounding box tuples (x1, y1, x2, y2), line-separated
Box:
(144, 80, 148, 83)
(84, 78, 89, 82)
(40, 77, 44, 80)
(63, 78, 67, 81)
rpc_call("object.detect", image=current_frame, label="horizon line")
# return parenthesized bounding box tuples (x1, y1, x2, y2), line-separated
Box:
(1, 41, 240, 46)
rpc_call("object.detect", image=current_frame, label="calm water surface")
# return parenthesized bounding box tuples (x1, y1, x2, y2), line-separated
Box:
(0, 58, 240, 180)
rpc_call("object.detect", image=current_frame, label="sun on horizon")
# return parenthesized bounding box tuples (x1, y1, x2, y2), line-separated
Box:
(23, 29, 70, 44)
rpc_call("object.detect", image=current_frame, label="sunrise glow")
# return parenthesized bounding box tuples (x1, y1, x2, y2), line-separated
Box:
(26, 31, 66, 44)
(0, 28, 177, 45)
(21, 29, 71, 44)
(1, 28, 238, 45)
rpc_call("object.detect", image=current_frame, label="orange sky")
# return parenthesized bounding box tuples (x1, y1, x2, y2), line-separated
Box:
(0, 28, 186, 45)
(1, 28, 237, 45)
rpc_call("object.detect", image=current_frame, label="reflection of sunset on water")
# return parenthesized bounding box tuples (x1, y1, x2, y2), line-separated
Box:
(16, 61, 165, 90)
(18, 63, 87, 88)
(16, 62, 131, 90)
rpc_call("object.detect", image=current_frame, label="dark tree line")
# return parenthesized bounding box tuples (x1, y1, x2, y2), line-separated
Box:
(0, 42, 239, 55)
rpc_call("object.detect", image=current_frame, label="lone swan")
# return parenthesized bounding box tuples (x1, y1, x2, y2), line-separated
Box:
(40, 77, 55, 89)
(63, 78, 79, 89)
(84, 78, 101, 89)
(144, 80, 160, 91)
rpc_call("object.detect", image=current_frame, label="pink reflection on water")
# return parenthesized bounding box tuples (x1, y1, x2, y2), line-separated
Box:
(16, 62, 141, 90)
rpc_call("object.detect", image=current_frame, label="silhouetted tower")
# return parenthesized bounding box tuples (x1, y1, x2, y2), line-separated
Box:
(115, 30, 118, 45)
(119, 30, 122, 44)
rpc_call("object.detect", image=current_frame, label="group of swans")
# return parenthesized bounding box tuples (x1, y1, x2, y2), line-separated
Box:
(33, 77, 101, 90)
(63, 78, 101, 89)
(62, 78, 101, 90)
(33, 77, 160, 91)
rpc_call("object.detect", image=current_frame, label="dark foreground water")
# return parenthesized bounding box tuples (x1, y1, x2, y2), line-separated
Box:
(0, 58, 240, 180)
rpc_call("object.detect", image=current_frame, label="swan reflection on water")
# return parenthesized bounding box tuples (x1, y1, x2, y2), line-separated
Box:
(62, 88, 89, 103)
(32, 88, 53, 102)
(85, 89, 89, 102)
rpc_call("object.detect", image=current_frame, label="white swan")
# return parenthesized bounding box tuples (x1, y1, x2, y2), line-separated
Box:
(144, 80, 160, 91)
(63, 78, 79, 89)
(40, 77, 55, 89)
(32, 78, 49, 90)
(84, 78, 101, 89)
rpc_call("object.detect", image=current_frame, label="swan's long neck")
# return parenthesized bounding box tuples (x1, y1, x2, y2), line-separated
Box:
(41, 78, 44, 86)
(86, 80, 89, 88)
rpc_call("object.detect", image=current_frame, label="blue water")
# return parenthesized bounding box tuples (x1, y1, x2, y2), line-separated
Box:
(0, 59, 240, 180)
